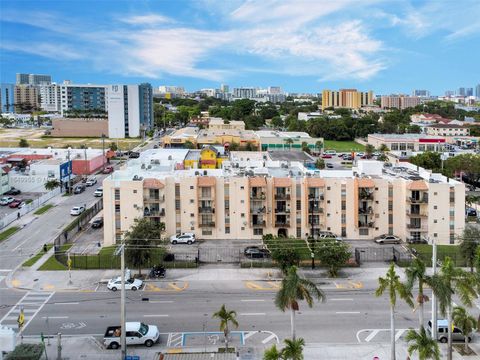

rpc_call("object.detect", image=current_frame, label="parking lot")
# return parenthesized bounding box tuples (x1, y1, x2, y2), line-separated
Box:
(0, 191, 44, 217)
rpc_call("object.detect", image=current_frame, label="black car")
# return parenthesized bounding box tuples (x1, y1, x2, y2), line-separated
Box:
(4, 188, 21, 195)
(73, 184, 85, 194)
(129, 152, 140, 158)
(92, 217, 103, 229)
(466, 208, 477, 217)
(244, 246, 270, 258)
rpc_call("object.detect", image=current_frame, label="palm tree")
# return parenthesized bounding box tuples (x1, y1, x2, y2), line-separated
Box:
(212, 304, 239, 351)
(44, 179, 60, 191)
(405, 327, 440, 360)
(315, 140, 323, 154)
(284, 138, 294, 150)
(282, 338, 305, 360)
(452, 306, 476, 353)
(433, 257, 477, 360)
(365, 144, 375, 158)
(263, 344, 282, 360)
(275, 266, 325, 340)
(375, 263, 414, 360)
(379, 144, 389, 153)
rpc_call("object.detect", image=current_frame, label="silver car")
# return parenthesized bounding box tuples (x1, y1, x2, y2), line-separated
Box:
(427, 320, 472, 343)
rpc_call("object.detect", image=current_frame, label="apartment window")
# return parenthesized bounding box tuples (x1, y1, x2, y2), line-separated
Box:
(254, 228, 263, 236)
(327, 186, 331, 190)
(341, 190, 346, 196)
(388, 227, 394, 235)
(190, 186, 194, 189)
(115, 219, 121, 228)
(240, 186, 244, 190)
(241, 213, 245, 217)
(341, 228, 346, 237)
(449, 192, 455, 203)
(449, 234, 455, 244)
(359, 229, 369, 236)
(391, 143, 399, 150)
(201, 187, 211, 198)
(296, 184, 301, 197)
(224, 185, 229, 196)
(225, 227, 230, 234)
(175, 199, 181, 210)
(114, 189, 120, 201)
(434, 192, 437, 195)
(434, 220, 437, 223)
(341, 213, 346, 224)
(389, 214, 393, 224)
(434, 205, 437, 210)
(133, 190, 137, 194)
(115, 234, 122, 242)
(296, 227, 302, 238)
(224, 200, 230, 209)
(190, 199, 194, 204)
(190, 213, 194, 217)
(175, 185, 180, 197)
(341, 200, 346, 211)
(241, 227, 245, 231)
(296, 200, 301, 211)
(115, 204, 120, 213)
(388, 201, 393, 211)
(241, 200, 244, 204)
(388, 187, 393, 197)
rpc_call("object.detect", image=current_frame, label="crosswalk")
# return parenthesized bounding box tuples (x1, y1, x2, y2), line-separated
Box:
(0, 291, 54, 331)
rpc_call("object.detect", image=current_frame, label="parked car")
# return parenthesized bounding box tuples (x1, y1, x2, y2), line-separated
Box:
(244, 246, 270, 258)
(407, 237, 428, 244)
(317, 231, 343, 241)
(170, 233, 195, 245)
(85, 176, 97, 186)
(356, 152, 365, 157)
(129, 152, 140, 159)
(324, 150, 337, 155)
(94, 187, 103, 197)
(326, 163, 334, 169)
(107, 277, 143, 291)
(70, 206, 85, 216)
(375, 234, 401, 244)
(427, 319, 471, 343)
(0, 197, 15, 206)
(153, 145, 159, 149)
(9, 199, 23, 208)
(4, 188, 21, 195)
(92, 217, 103, 229)
(73, 184, 86, 194)
(103, 166, 114, 174)
(104, 322, 159, 349)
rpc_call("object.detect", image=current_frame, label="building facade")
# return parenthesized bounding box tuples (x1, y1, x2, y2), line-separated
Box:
(39, 83, 61, 112)
(107, 83, 153, 138)
(102, 155, 465, 246)
(0, 83, 15, 113)
(426, 124, 470, 137)
(321, 89, 374, 110)
(368, 134, 446, 152)
(381, 95, 421, 110)
(14, 85, 40, 112)
(16, 73, 51, 85)
(60, 84, 108, 115)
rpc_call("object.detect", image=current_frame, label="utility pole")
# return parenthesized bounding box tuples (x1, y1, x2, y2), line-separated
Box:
(56, 333, 62, 360)
(116, 244, 126, 359)
(431, 237, 438, 340)
(67, 149, 71, 194)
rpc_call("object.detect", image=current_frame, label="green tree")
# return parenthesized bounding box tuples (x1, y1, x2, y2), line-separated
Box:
(444, 154, 480, 184)
(315, 140, 323, 154)
(433, 257, 478, 360)
(452, 306, 476, 353)
(405, 327, 440, 360)
(18, 138, 29, 148)
(263, 344, 282, 360)
(212, 304, 239, 351)
(315, 238, 351, 277)
(271, 116, 284, 129)
(301, 142, 311, 154)
(275, 266, 325, 340)
(315, 158, 325, 170)
(183, 140, 195, 149)
(409, 152, 442, 172)
(378, 144, 389, 153)
(459, 226, 480, 272)
(124, 218, 165, 276)
(365, 144, 375, 158)
(281, 338, 305, 360)
(44, 179, 60, 191)
(375, 263, 414, 360)
(284, 138, 294, 150)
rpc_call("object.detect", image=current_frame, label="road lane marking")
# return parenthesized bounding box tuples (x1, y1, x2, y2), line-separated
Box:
(143, 314, 169, 317)
(0, 269, 12, 272)
(239, 313, 266, 316)
(262, 333, 277, 344)
(243, 331, 257, 341)
(335, 311, 360, 314)
(53, 302, 79, 305)
(330, 298, 354, 301)
(241, 299, 265, 302)
(365, 330, 380, 342)
(149, 300, 174, 303)
(395, 329, 406, 341)
(42, 316, 69, 319)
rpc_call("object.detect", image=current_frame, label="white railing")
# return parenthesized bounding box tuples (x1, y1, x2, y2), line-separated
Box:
(0, 188, 62, 230)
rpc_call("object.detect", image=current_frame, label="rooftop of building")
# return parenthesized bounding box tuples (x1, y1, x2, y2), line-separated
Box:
(368, 133, 445, 140)
(268, 151, 314, 162)
(168, 127, 199, 140)
(0, 147, 104, 161)
(254, 130, 312, 139)
(208, 118, 245, 126)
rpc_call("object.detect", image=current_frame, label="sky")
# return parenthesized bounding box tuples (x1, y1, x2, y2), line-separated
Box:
(1, 0, 479, 95)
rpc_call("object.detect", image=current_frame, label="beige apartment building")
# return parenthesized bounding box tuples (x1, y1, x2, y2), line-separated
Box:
(321, 89, 374, 110)
(102, 151, 465, 246)
(14, 85, 40, 112)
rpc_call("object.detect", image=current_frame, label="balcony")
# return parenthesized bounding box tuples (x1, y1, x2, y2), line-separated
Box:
(308, 194, 325, 201)
(275, 208, 290, 214)
(250, 220, 266, 227)
(274, 193, 291, 200)
(359, 191, 374, 200)
(406, 209, 428, 217)
(358, 221, 375, 228)
(198, 206, 215, 214)
(144, 209, 165, 217)
(143, 194, 165, 202)
(199, 222, 215, 227)
(250, 192, 266, 200)
(308, 207, 323, 214)
(358, 207, 373, 215)
(407, 196, 428, 204)
(407, 224, 428, 232)
(274, 221, 290, 227)
(251, 207, 266, 214)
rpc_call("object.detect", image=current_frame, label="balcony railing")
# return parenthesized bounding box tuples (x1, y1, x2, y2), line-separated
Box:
(308, 194, 325, 201)
(309, 207, 324, 214)
(407, 224, 428, 231)
(250, 220, 266, 227)
(250, 193, 266, 200)
(358, 221, 375, 228)
(274, 194, 291, 200)
(275, 208, 290, 214)
(359, 191, 374, 200)
(144, 209, 165, 217)
(274, 221, 290, 227)
(143, 194, 165, 202)
(358, 207, 373, 215)
(251, 207, 266, 214)
(407, 196, 428, 204)
(199, 222, 215, 227)
(406, 209, 428, 217)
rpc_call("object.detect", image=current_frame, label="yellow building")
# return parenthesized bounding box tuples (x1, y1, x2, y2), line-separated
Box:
(184, 146, 226, 169)
(322, 89, 374, 110)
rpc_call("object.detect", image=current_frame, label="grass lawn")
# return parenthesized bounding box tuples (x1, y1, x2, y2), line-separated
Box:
(263, 237, 312, 259)
(410, 244, 465, 266)
(38, 244, 72, 271)
(0, 226, 20, 243)
(23, 244, 53, 267)
(324, 140, 365, 152)
(34, 204, 54, 215)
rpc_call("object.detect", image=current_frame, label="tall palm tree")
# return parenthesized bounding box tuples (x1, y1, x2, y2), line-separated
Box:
(212, 304, 239, 351)
(452, 306, 476, 353)
(281, 338, 305, 360)
(375, 263, 414, 360)
(284, 138, 294, 150)
(275, 266, 325, 340)
(433, 257, 478, 360)
(405, 327, 440, 360)
(263, 344, 282, 360)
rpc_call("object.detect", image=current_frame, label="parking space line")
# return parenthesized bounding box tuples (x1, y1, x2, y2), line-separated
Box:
(143, 314, 169, 317)
(364, 330, 380, 342)
(239, 313, 266, 316)
(335, 311, 360, 314)
(262, 333, 277, 344)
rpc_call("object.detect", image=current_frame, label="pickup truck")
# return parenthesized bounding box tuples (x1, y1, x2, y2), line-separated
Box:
(104, 322, 160, 349)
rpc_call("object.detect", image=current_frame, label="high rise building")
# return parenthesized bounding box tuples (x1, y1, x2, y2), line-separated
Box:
(0, 83, 15, 113)
(16, 73, 52, 85)
(220, 84, 229, 93)
(458, 87, 466, 96)
(380, 95, 421, 110)
(39, 84, 61, 112)
(321, 89, 374, 110)
(476, 84, 480, 99)
(268, 86, 282, 95)
(466, 88, 473, 97)
(14, 85, 40, 112)
(233, 87, 257, 98)
(412, 90, 430, 97)
(59, 84, 108, 115)
(445, 90, 454, 97)
(107, 83, 153, 138)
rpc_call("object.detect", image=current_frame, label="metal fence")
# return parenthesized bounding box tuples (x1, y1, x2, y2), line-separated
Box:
(198, 247, 242, 263)
(0, 188, 61, 230)
(354, 246, 413, 265)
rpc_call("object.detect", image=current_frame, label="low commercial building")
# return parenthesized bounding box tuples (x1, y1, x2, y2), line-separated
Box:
(208, 118, 245, 131)
(163, 127, 199, 148)
(426, 124, 470, 137)
(102, 150, 464, 246)
(256, 130, 321, 152)
(368, 134, 446, 152)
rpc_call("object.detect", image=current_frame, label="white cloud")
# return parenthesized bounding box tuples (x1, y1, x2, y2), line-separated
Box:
(0, 41, 82, 60)
(120, 14, 173, 26)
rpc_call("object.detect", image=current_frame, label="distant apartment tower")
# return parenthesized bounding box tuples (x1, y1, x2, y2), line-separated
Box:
(233, 87, 257, 98)
(220, 84, 229, 93)
(14, 85, 40, 112)
(381, 95, 421, 110)
(412, 90, 430, 97)
(107, 83, 153, 138)
(476, 84, 480, 99)
(39, 84, 61, 112)
(445, 90, 454, 97)
(321, 89, 373, 110)
(59, 84, 108, 115)
(457, 87, 466, 96)
(0, 83, 15, 113)
(465, 88, 473, 97)
(16, 73, 52, 85)
(268, 86, 282, 95)
(158, 86, 185, 95)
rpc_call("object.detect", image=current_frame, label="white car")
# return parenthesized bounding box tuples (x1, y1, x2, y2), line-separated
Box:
(70, 206, 86, 216)
(107, 277, 143, 291)
(0, 197, 15, 206)
(170, 233, 195, 245)
(94, 187, 103, 197)
(375, 234, 401, 244)
(356, 152, 365, 157)
(85, 177, 97, 186)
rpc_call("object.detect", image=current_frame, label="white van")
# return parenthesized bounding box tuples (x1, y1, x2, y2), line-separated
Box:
(324, 150, 337, 155)
(427, 320, 471, 343)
